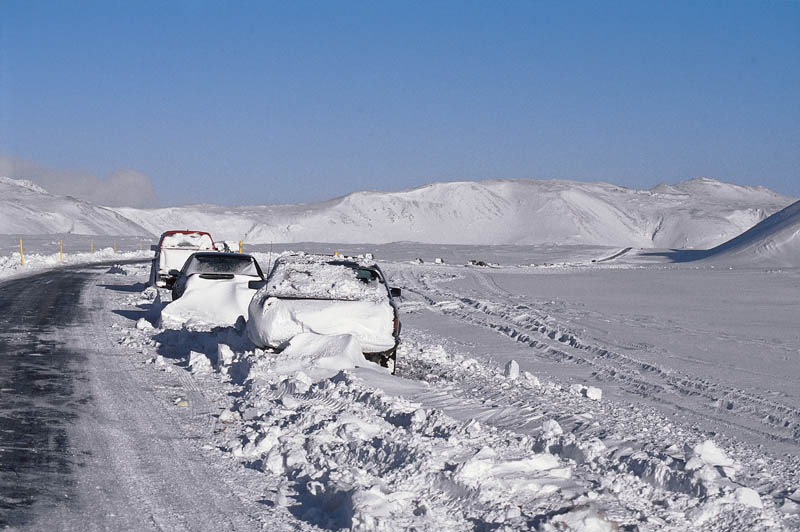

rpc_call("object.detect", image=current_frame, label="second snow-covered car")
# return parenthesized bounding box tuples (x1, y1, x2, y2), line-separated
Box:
(247, 254, 401, 372)
(159, 252, 266, 329)
(171, 252, 265, 300)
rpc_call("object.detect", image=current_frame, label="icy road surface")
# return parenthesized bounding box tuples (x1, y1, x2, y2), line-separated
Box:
(0, 262, 298, 531)
(1, 253, 799, 531)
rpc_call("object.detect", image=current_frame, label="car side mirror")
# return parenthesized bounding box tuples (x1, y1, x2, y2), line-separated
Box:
(150, 244, 159, 251)
(390, 287, 402, 298)
(248, 280, 267, 290)
(168, 269, 181, 277)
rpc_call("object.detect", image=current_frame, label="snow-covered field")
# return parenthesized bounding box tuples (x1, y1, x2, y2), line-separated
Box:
(65, 242, 799, 531)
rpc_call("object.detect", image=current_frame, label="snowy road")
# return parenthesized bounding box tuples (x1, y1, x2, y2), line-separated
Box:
(0, 268, 91, 528)
(0, 263, 289, 531)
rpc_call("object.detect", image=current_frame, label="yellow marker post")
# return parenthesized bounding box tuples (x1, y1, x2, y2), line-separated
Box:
(91, 239, 94, 254)
(19, 239, 23, 266)
(114, 241, 117, 254)
(60, 240, 63, 262)
(239, 240, 243, 253)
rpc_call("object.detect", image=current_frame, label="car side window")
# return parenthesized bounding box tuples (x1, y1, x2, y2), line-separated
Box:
(354, 268, 378, 283)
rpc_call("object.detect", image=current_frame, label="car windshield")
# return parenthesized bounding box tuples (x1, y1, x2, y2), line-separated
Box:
(265, 258, 386, 301)
(185, 254, 259, 276)
(161, 232, 214, 249)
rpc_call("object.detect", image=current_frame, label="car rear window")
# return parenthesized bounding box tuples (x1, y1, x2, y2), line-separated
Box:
(185, 255, 259, 276)
(265, 260, 386, 301)
(161, 233, 214, 249)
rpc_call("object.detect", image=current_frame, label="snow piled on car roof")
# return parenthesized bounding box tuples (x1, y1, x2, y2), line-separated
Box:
(264, 253, 387, 302)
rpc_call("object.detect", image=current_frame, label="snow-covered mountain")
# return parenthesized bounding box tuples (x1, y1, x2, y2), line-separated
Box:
(2, 175, 795, 249)
(0, 177, 149, 235)
(115, 178, 794, 248)
(699, 198, 800, 266)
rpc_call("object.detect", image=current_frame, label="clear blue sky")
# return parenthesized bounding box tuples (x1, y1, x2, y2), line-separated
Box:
(1, 1, 798, 206)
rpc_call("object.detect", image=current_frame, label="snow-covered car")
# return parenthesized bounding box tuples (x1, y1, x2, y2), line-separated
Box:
(171, 252, 265, 300)
(247, 254, 402, 372)
(160, 252, 266, 329)
(148, 230, 218, 287)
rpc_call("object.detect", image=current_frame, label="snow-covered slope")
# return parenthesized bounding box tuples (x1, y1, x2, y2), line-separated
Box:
(700, 199, 800, 266)
(115, 178, 794, 248)
(2, 175, 795, 249)
(0, 177, 149, 235)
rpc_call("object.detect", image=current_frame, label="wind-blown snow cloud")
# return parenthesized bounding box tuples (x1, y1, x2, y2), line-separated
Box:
(0, 155, 159, 208)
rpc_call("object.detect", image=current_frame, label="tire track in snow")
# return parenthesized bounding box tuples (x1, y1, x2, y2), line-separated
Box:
(394, 326, 800, 529)
(393, 265, 800, 447)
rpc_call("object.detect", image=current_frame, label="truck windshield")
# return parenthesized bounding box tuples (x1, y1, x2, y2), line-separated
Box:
(161, 233, 214, 249)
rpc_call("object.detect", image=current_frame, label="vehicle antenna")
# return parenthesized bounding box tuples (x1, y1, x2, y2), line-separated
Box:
(268, 241, 273, 273)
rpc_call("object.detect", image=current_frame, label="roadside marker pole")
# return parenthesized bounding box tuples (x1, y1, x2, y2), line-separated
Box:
(239, 240, 243, 253)
(91, 239, 94, 254)
(114, 241, 117, 254)
(19, 239, 23, 266)
(60, 240, 63, 262)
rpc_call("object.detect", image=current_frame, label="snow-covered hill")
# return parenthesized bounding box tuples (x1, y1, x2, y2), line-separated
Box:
(115, 178, 794, 248)
(2, 175, 795, 249)
(700, 199, 800, 266)
(0, 177, 149, 236)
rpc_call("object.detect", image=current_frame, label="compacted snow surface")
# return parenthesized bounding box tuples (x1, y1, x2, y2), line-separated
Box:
(10, 242, 792, 532)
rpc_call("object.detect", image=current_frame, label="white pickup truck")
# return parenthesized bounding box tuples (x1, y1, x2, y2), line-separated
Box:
(148, 230, 220, 287)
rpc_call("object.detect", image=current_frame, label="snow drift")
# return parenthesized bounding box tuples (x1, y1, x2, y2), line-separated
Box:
(160, 276, 257, 329)
(253, 332, 369, 378)
(700, 199, 800, 266)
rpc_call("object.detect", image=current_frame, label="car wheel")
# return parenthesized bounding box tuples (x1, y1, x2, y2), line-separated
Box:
(384, 348, 397, 375)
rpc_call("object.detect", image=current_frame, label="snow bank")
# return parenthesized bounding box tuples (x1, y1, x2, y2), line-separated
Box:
(247, 332, 369, 380)
(701, 198, 800, 267)
(0, 248, 150, 282)
(538, 505, 617, 531)
(219, 367, 587, 530)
